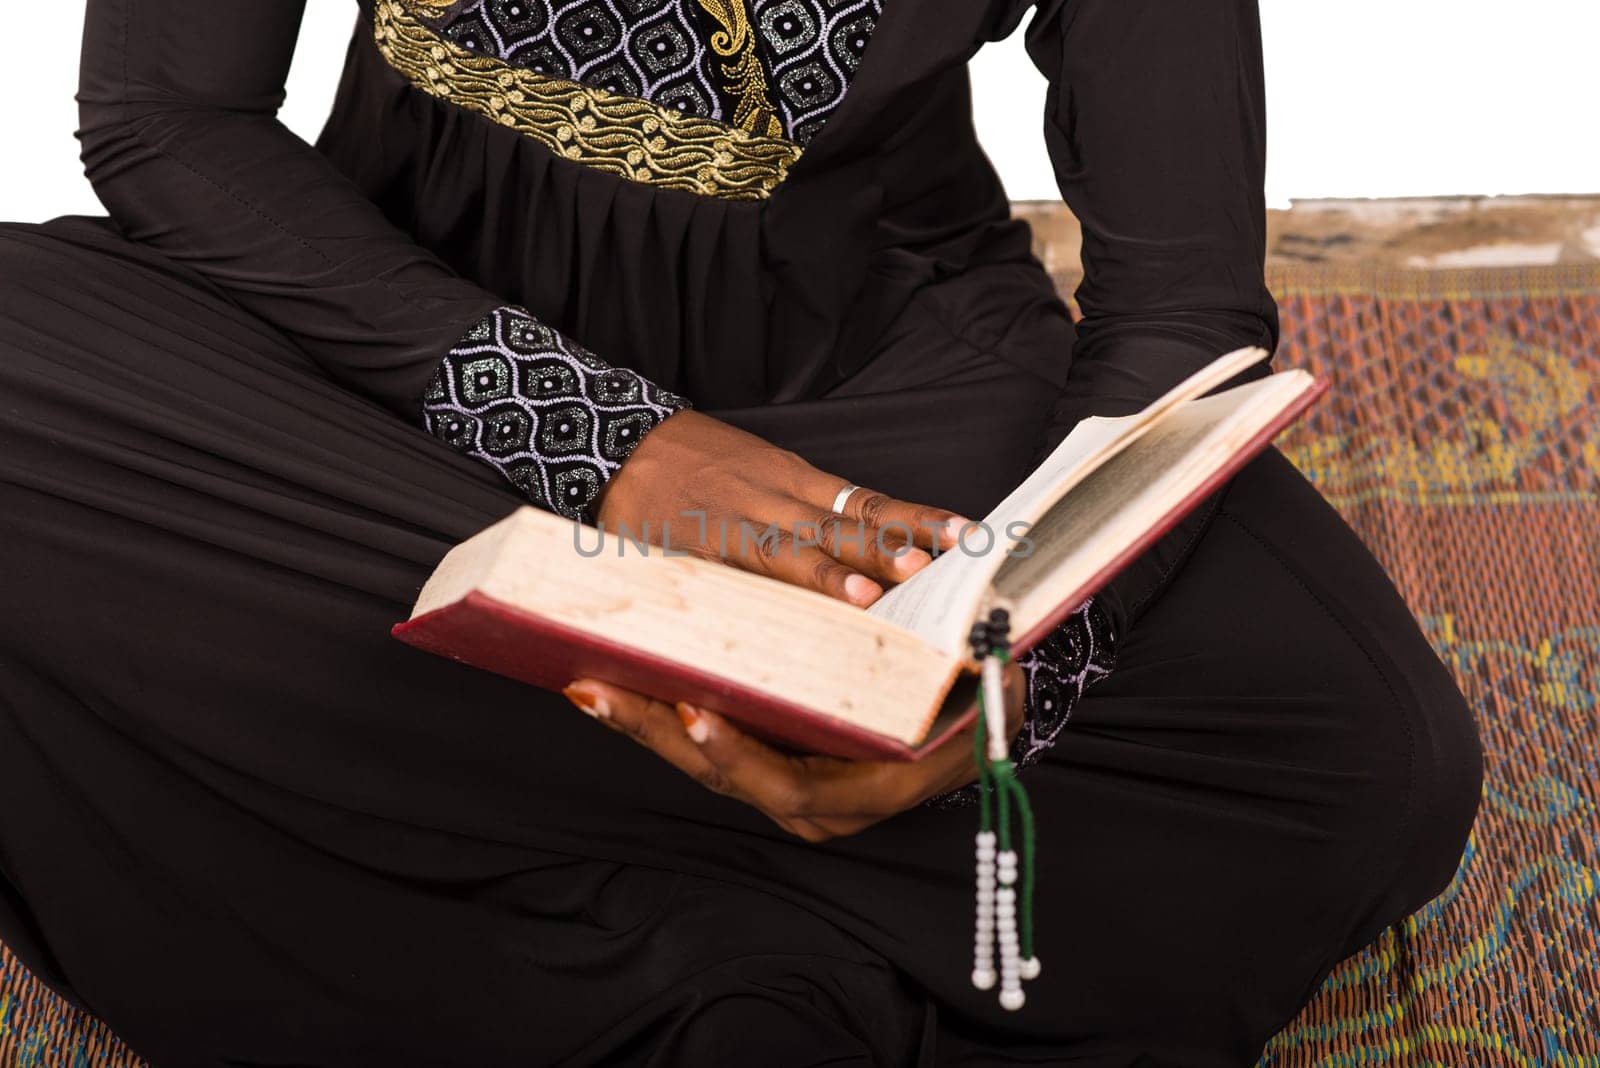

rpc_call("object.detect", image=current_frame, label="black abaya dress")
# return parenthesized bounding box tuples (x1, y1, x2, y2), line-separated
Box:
(0, 0, 1481, 1063)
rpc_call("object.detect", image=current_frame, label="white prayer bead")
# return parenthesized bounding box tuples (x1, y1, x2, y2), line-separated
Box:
(972, 967, 997, 990)
(999, 988, 1025, 1011)
(1019, 957, 1041, 980)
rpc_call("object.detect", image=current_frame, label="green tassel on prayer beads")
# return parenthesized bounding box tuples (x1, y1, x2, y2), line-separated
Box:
(968, 608, 1040, 1010)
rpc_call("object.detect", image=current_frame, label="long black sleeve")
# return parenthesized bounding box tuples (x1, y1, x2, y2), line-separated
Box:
(76, 0, 685, 517)
(1022, 0, 1281, 420)
(77, 0, 500, 415)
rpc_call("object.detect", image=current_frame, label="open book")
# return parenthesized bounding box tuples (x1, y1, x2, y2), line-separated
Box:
(395, 347, 1326, 759)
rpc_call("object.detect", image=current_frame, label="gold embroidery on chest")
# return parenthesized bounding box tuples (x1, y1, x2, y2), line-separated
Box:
(374, 1, 802, 200)
(694, 0, 784, 138)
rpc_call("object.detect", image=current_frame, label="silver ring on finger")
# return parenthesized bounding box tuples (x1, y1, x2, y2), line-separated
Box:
(831, 483, 863, 515)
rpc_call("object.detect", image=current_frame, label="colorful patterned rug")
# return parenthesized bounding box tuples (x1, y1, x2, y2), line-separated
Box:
(3, 263, 1598, 1066)
(1259, 263, 1600, 1066)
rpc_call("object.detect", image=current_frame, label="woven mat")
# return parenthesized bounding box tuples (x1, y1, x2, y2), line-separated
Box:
(4, 264, 1599, 1065)
(1258, 263, 1600, 1065)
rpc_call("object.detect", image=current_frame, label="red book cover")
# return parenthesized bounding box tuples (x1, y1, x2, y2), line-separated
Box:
(394, 377, 1327, 761)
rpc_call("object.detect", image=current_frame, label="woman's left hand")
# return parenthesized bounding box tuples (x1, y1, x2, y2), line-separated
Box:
(561, 667, 1024, 842)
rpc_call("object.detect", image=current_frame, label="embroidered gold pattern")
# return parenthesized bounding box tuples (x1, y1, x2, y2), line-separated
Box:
(694, 0, 784, 138)
(374, 1, 802, 200)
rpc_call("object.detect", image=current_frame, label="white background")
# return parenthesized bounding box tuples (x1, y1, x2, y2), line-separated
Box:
(3, 0, 1596, 222)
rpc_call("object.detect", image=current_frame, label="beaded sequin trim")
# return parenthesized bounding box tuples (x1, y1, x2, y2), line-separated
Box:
(697, 0, 785, 137)
(752, 0, 882, 145)
(374, 0, 802, 199)
(423, 307, 688, 519)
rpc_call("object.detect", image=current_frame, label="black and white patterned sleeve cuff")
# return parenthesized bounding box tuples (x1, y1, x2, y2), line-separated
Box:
(1011, 597, 1117, 769)
(422, 307, 689, 520)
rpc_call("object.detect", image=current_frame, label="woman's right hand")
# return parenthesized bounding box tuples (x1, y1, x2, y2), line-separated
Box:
(594, 411, 968, 606)
(562, 660, 1024, 841)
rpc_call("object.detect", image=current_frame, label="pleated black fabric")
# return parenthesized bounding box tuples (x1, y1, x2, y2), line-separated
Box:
(0, 0, 1482, 1063)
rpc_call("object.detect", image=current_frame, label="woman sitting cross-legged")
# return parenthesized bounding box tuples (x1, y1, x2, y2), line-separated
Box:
(0, 0, 1481, 1062)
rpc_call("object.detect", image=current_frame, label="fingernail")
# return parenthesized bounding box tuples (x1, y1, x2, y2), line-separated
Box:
(675, 702, 710, 743)
(844, 573, 882, 605)
(893, 547, 932, 577)
(943, 517, 972, 547)
(563, 683, 610, 720)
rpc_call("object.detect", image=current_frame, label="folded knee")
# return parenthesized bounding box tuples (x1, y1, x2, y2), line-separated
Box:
(1394, 658, 1482, 910)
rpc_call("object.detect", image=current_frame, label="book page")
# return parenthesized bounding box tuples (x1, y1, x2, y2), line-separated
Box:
(992, 373, 1313, 636)
(867, 346, 1272, 654)
(412, 507, 961, 745)
(865, 414, 1132, 645)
